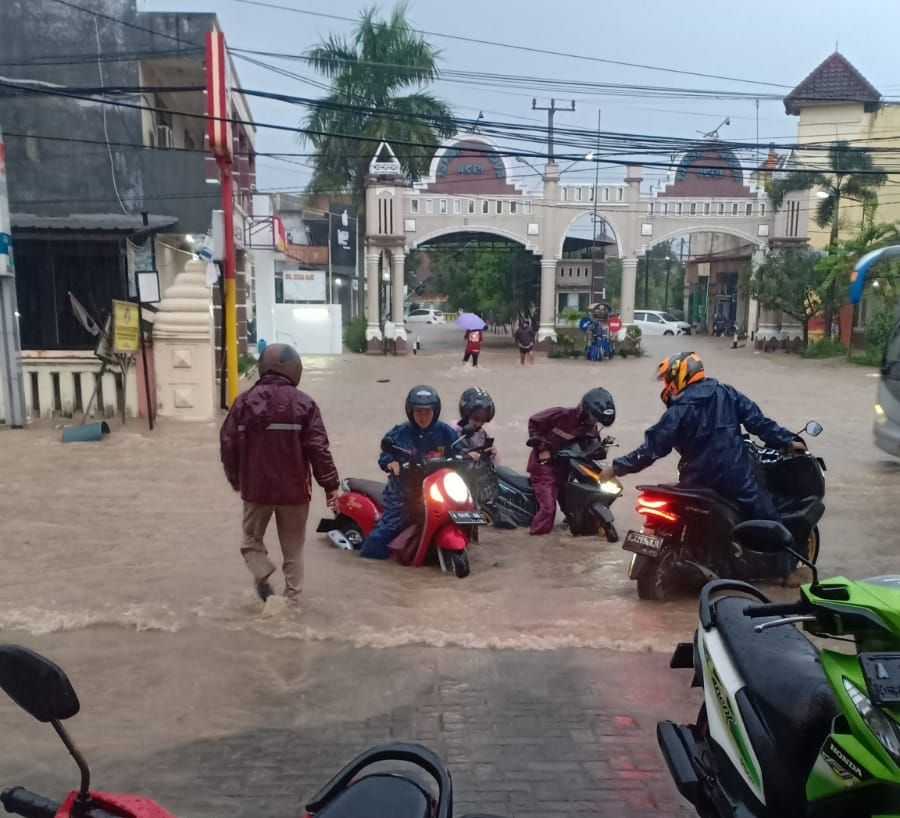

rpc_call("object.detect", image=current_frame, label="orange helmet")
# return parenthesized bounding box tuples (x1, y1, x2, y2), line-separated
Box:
(656, 352, 705, 406)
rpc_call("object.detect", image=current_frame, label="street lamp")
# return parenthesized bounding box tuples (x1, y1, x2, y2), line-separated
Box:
(663, 255, 672, 312)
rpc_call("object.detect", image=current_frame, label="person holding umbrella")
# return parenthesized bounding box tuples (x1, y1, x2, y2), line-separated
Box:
(457, 312, 486, 368)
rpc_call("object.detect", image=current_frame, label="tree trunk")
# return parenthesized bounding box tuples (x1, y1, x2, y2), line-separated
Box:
(822, 192, 841, 340)
(802, 319, 809, 350)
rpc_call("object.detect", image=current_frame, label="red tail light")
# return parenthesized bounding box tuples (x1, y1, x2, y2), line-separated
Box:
(636, 495, 679, 524)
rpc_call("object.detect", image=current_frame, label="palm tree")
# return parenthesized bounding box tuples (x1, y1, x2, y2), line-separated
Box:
(768, 141, 887, 331)
(303, 2, 455, 207)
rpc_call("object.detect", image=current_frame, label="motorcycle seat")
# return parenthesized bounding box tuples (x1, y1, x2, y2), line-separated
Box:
(495, 465, 532, 493)
(315, 774, 430, 818)
(346, 478, 387, 507)
(711, 596, 837, 811)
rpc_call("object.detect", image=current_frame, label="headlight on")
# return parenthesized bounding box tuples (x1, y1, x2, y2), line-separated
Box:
(599, 479, 622, 496)
(443, 471, 470, 503)
(429, 483, 445, 503)
(844, 677, 900, 764)
(875, 403, 886, 423)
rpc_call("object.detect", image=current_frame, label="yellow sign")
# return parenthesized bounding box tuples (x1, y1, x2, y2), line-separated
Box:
(112, 299, 140, 353)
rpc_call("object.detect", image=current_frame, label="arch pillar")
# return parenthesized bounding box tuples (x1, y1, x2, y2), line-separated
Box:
(391, 249, 409, 353)
(365, 249, 383, 351)
(620, 258, 639, 323)
(537, 257, 558, 343)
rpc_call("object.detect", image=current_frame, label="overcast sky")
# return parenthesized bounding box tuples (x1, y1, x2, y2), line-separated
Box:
(144, 0, 900, 195)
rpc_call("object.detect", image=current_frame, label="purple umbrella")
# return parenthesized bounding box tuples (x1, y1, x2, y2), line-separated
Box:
(456, 312, 486, 331)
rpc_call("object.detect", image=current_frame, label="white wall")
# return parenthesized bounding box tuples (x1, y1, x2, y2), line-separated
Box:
(273, 304, 342, 355)
(252, 248, 278, 346)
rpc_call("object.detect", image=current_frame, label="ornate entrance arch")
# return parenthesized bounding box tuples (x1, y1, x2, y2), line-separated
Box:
(362, 136, 776, 352)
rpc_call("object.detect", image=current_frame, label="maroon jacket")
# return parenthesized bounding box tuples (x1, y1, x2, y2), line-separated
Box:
(526, 406, 598, 473)
(220, 373, 340, 505)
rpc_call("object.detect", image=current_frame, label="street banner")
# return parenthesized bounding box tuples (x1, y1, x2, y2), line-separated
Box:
(112, 300, 140, 353)
(330, 207, 356, 273)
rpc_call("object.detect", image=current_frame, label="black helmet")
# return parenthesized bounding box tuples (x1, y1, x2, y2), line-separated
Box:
(580, 387, 616, 426)
(459, 386, 495, 424)
(405, 385, 441, 424)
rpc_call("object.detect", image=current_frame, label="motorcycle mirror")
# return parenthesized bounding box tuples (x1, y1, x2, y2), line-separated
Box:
(732, 520, 794, 555)
(804, 420, 824, 437)
(0, 645, 80, 723)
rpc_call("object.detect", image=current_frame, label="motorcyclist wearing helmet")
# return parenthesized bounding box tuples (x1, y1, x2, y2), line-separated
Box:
(600, 352, 803, 524)
(526, 388, 616, 535)
(358, 385, 459, 560)
(455, 387, 511, 529)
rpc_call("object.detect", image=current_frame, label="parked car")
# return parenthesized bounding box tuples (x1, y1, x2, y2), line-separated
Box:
(405, 308, 446, 324)
(632, 310, 691, 336)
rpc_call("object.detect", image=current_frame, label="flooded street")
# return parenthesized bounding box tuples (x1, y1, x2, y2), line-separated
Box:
(1, 334, 897, 816)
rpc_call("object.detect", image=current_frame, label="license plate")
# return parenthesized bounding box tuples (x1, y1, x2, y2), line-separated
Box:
(860, 653, 900, 705)
(449, 510, 489, 526)
(622, 530, 663, 557)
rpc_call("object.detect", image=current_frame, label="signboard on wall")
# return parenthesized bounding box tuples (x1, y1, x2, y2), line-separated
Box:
(283, 270, 326, 302)
(112, 299, 140, 353)
(330, 207, 356, 272)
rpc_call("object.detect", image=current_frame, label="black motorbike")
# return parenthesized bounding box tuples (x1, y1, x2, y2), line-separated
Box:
(484, 437, 623, 542)
(622, 421, 826, 600)
(0, 643, 501, 818)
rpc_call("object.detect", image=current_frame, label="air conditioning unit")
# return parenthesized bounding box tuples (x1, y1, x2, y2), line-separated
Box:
(155, 124, 174, 149)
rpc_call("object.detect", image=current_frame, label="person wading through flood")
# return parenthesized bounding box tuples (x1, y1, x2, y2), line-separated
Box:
(514, 319, 536, 366)
(220, 343, 341, 604)
(463, 327, 483, 367)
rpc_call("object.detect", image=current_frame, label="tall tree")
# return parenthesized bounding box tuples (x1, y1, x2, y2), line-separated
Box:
(303, 3, 455, 207)
(751, 249, 824, 347)
(768, 141, 887, 332)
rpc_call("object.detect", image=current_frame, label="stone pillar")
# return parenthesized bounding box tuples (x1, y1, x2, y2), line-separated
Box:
(620, 258, 639, 323)
(746, 248, 764, 339)
(537, 257, 558, 343)
(152, 260, 216, 421)
(365, 250, 382, 352)
(391, 249, 409, 353)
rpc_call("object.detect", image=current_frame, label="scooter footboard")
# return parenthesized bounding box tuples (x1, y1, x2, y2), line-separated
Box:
(657, 721, 705, 808)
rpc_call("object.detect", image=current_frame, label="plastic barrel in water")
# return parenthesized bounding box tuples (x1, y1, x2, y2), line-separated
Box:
(62, 421, 111, 443)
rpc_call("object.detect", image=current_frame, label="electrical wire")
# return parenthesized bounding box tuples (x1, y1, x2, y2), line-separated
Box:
(94, 17, 128, 215)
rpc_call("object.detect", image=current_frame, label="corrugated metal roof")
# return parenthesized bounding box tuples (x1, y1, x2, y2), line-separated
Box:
(11, 213, 178, 232)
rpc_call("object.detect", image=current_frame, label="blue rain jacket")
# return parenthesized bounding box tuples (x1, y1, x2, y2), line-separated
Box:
(612, 379, 795, 515)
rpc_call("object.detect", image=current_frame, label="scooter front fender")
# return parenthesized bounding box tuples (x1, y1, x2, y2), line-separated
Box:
(434, 523, 468, 552)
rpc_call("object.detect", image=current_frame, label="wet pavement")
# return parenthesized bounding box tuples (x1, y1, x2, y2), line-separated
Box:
(0, 334, 897, 817)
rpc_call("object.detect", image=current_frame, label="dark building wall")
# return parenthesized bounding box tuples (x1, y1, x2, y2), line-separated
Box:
(0, 0, 217, 230)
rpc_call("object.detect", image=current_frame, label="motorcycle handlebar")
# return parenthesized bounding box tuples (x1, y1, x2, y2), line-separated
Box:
(743, 601, 810, 619)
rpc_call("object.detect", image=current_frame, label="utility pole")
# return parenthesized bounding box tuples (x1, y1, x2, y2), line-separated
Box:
(664, 255, 672, 312)
(643, 254, 651, 309)
(0, 127, 25, 428)
(590, 108, 604, 303)
(532, 98, 576, 161)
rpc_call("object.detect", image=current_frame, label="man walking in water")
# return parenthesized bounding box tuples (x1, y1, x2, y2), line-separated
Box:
(220, 343, 340, 604)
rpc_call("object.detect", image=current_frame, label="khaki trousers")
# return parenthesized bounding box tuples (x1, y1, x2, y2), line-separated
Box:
(241, 502, 310, 599)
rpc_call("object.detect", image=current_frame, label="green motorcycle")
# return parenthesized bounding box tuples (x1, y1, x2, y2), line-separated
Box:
(658, 519, 900, 817)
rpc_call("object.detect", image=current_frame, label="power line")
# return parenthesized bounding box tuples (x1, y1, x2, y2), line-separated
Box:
(232, 0, 792, 90)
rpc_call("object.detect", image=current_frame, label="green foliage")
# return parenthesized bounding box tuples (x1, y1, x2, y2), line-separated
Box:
(430, 244, 539, 324)
(768, 141, 887, 238)
(863, 307, 896, 364)
(617, 324, 643, 358)
(802, 338, 846, 359)
(635, 243, 686, 311)
(303, 3, 455, 206)
(548, 330, 583, 359)
(561, 307, 584, 324)
(344, 316, 369, 353)
(751, 248, 824, 338)
(238, 353, 258, 375)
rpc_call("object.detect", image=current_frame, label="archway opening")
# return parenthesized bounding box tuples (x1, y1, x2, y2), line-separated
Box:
(410, 230, 540, 326)
(558, 213, 620, 321)
(640, 230, 757, 334)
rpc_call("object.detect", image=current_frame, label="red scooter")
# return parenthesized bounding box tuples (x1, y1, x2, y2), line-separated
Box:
(0, 645, 498, 818)
(317, 443, 486, 578)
